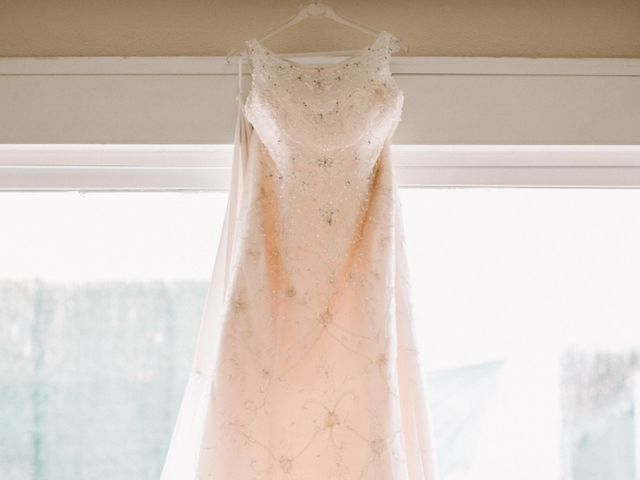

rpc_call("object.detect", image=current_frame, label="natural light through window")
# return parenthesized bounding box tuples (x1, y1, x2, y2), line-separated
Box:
(1, 188, 639, 480)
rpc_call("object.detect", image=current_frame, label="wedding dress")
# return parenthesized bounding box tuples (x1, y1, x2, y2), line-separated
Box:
(160, 29, 438, 480)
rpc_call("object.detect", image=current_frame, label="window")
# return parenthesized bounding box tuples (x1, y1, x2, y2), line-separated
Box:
(0, 192, 225, 480)
(402, 188, 640, 480)
(1, 187, 639, 479)
(3, 51, 638, 479)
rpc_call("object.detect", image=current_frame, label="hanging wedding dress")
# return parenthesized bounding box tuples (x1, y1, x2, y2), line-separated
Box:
(160, 29, 439, 480)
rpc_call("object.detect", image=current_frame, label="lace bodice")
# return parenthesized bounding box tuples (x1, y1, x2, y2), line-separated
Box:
(240, 31, 406, 304)
(243, 30, 404, 155)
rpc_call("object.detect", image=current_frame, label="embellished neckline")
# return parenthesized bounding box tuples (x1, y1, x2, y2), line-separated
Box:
(245, 30, 389, 74)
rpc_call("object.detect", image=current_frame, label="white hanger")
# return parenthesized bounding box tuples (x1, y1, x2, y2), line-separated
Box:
(225, 1, 407, 64)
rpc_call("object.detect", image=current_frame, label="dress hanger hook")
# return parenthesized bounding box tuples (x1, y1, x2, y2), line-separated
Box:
(306, 1, 329, 17)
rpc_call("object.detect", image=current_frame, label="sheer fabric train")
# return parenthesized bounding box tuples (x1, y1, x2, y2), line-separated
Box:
(160, 30, 439, 479)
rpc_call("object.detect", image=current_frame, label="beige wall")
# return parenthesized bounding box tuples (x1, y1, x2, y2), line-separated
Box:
(0, 0, 639, 58)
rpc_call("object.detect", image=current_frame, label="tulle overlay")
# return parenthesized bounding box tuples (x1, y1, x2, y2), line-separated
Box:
(161, 30, 438, 479)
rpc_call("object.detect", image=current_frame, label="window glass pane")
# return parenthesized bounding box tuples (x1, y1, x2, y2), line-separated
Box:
(0, 192, 225, 480)
(1, 189, 639, 480)
(401, 188, 640, 480)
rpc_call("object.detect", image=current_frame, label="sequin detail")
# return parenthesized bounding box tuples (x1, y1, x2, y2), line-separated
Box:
(243, 30, 404, 153)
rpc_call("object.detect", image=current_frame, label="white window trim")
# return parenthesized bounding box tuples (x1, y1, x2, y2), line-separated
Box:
(1, 144, 640, 190)
(2, 55, 639, 190)
(3, 55, 640, 76)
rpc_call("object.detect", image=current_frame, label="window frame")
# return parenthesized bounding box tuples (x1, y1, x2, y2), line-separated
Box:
(1, 144, 640, 190)
(1, 55, 639, 190)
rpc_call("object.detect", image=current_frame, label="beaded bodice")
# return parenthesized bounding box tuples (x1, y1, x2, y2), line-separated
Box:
(243, 30, 404, 156)
(241, 31, 405, 306)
